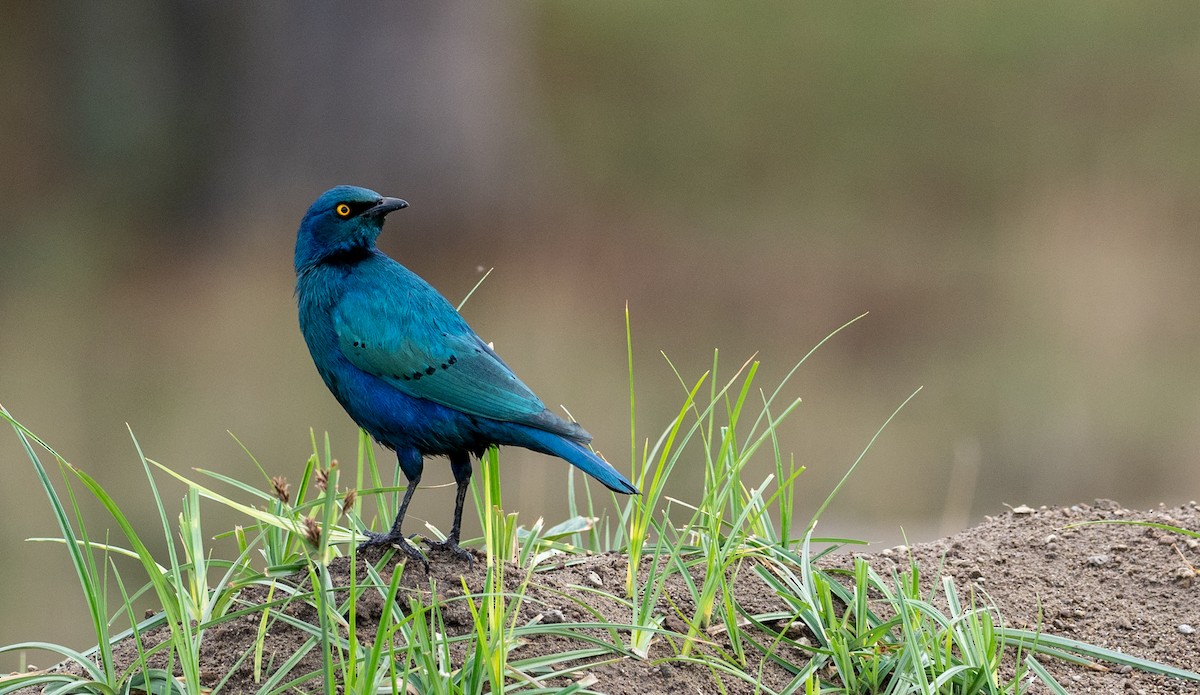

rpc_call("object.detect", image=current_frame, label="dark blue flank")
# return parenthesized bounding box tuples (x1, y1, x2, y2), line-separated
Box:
(294, 185, 637, 564)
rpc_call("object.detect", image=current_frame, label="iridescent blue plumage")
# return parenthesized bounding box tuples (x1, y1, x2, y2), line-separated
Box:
(295, 185, 637, 564)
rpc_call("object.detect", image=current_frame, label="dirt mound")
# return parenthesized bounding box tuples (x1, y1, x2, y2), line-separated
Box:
(16, 501, 1199, 693)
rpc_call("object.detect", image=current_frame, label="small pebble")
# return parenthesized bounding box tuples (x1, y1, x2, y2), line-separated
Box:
(1179, 624, 1195, 635)
(1044, 533, 1058, 545)
(1087, 554, 1110, 567)
(1011, 504, 1036, 515)
(542, 609, 566, 624)
(586, 571, 603, 588)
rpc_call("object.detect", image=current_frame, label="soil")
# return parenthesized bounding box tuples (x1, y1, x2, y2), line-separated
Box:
(8, 500, 1199, 694)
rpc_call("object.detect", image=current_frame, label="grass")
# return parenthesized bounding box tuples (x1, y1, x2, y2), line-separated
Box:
(2, 319, 1199, 693)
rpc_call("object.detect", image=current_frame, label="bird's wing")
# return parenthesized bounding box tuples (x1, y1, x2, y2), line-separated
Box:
(332, 286, 547, 423)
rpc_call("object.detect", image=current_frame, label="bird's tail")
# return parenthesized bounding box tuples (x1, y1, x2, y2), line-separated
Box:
(508, 425, 639, 495)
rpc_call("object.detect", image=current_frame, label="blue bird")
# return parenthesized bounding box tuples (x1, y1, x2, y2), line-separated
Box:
(295, 185, 638, 565)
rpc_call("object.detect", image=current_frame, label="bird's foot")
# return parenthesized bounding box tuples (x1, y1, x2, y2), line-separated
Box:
(422, 537, 474, 565)
(359, 530, 429, 572)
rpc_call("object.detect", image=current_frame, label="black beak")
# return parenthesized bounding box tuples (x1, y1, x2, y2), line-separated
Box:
(365, 197, 409, 218)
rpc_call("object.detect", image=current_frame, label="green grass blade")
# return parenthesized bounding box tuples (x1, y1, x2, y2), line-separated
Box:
(0, 407, 117, 683)
(1022, 653, 1071, 694)
(999, 628, 1200, 681)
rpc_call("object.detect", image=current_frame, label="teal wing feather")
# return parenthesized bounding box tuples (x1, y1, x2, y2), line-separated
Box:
(332, 283, 547, 423)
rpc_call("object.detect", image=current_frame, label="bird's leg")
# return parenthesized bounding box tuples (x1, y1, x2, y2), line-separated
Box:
(361, 451, 428, 570)
(423, 451, 474, 563)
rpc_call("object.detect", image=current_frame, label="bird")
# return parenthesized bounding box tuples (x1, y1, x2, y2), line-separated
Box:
(294, 185, 638, 566)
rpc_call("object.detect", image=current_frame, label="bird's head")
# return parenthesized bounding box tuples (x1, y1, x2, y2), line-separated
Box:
(295, 185, 409, 272)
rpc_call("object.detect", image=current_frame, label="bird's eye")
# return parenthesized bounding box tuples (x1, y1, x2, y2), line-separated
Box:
(335, 203, 352, 218)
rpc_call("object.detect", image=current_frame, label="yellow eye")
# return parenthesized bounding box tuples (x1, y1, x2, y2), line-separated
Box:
(335, 203, 352, 218)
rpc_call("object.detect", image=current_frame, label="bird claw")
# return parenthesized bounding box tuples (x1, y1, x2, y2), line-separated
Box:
(422, 537, 474, 565)
(359, 531, 430, 572)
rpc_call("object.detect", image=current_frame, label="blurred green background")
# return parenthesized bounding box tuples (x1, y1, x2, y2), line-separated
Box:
(4, 2, 1200, 661)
